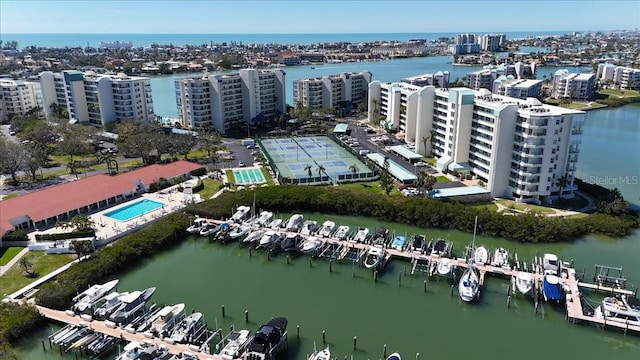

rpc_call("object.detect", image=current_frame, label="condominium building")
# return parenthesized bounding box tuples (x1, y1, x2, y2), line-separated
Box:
(292, 72, 371, 112)
(492, 77, 543, 99)
(368, 83, 585, 204)
(466, 62, 537, 90)
(401, 71, 450, 88)
(175, 69, 286, 133)
(551, 70, 595, 100)
(40, 70, 155, 126)
(477, 34, 506, 51)
(597, 64, 640, 90)
(0, 79, 42, 122)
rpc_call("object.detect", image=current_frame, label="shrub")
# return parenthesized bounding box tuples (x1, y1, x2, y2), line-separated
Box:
(35, 229, 95, 241)
(0, 302, 43, 347)
(2, 230, 28, 242)
(189, 167, 207, 177)
(149, 177, 171, 192)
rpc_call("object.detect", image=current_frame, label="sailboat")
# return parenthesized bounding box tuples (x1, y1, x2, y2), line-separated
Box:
(458, 217, 480, 302)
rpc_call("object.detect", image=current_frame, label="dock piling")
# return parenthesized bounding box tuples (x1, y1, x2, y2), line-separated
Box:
(374, 270, 378, 282)
(329, 261, 332, 273)
(221, 305, 225, 318)
(383, 344, 387, 358)
(249, 247, 252, 257)
(507, 295, 511, 308)
(297, 325, 300, 338)
(322, 330, 326, 344)
(353, 336, 357, 350)
(245, 310, 249, 323)
(398, 272, 402, 287)
(450, 284, 454, 297)
(423, 280, 427, 293)
(309, 257, 312, 268)
(286, 255, 290, 265)
(42, 340, 46, 352)
(416, 353, 420, 360)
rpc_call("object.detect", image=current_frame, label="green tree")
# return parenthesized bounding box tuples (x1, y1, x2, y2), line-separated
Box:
(69, 240, 94, 261)
(304, 164, 313, 179)
(19, 257, 35, 277)
(349, 164, 359, 179)
(317, 164, 326, 181)
(556, 175, 569, 203)
(69, 214, 95, 232)
(0, 139, 29, 184)
(380, 157, 394, 195)
(25, 143, 49, 180)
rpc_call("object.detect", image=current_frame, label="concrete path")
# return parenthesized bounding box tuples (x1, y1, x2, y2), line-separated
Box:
(0, 247, 30, 276)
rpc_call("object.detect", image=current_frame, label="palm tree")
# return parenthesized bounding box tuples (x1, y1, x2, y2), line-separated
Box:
(424, 174, 437, 197)
(556, 175, 569, 203)
(304, 164, 313, 179)
(349, 164, 359, 179)
(316, 164, 326, 180)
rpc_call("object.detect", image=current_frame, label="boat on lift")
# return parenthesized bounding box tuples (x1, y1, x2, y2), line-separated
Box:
(231, 206, 252, 222)
(351, 227, 369, 243)
(72, 279, 119, 313)
(109, 287, 156, 324)
(300, 236, 323, 255)
(492, 247, 509, 267)
(333, 225, 350, 240)
(318, 221, 336, 237)
(285, 214, 304, 231)
(364, 246, 386, 269)
(229, 225, 251, 241)
(474, 246, 489, 264)
(219, 329, 252, 360)
(256, 211, 274, 227)
(514, 272, 533, 296)
(300, 220, 318, 236)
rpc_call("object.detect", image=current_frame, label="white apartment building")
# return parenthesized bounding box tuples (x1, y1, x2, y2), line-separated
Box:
(0, 79, 42, 122)
(597, 64, 640, 90)
(401, 71, 450, 88)
(175, 69, 286, 133)
(477, 34, 506, 51)
(492, 77, 542, 99)
(551, 70, 595, 100)
(466, 62, 537, 90)
(40, 70, 154, 127)
(368, 83, 585, 204)
(292, 72, 371, 111)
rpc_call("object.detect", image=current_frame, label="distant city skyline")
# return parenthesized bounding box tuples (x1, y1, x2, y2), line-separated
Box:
(1, 0, 639, 34)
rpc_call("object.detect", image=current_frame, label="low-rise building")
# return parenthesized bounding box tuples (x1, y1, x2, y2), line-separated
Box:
(492, 77, 543, 99)
(597, 64, 640, 90)
(551, 70, 595, 100)
(401, 71, 450, 88)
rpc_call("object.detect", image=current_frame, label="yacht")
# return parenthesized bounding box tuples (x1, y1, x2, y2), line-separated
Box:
(300, 236, 323, 255)
(93, 291, 129, 318)
(514, 272, 533, 296)
(492, 248, 509, 267)
(256, 211, 274, 227)
(437, 258, 453, 276)
(459, 217, 481, 302)
(286, 214, 304, 231)
(150, 303, 185, 337)
(308, 346, 331, 360)
(242, 229, 265, 247)
(351, 227, 369, 243)
(137, 303, 184, 334)
(229, 225, 251, 241)
(390, 235, 406, 251)
(269, 219, 283, 229)
(243, 317, 288, 360)
(474, 246, 489, 264)
(364, 246, 385, 269)
(542, 274, 562, 302)
(280, 233, 301, 252)
(411, 235, 426, 253)
(231, 206, 252, 222)
(186, 217, 207, 233)
(318, 221, 336, 237)
(333, 225, 350, 240)
(594, 295, 640, 326)
(72, 279, 119, 313)
(169, 312, 205, 344)
(258, 230, 280, 248)
(542, 253, 560, 275)
(300, 220, 318, 236)
(219, 329, 252, 360)
(109, 287, 156, 324)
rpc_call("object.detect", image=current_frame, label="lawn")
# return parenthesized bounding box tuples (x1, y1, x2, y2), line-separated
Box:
(225, 169, 235, 183)
(0, 252, 75, 296)
(339, 181, 402, 196)
(598, 89, 640, 98)
(471, 203, 499, 212)
(0, 247, 23, 266)
(1, 193, 19, 200)
(436, 175, 450, 183)
(260, 167, 276, 186)
(496, 199, 556, 215)
(196, 178, 223, 199)
(550, 194, 590, 211)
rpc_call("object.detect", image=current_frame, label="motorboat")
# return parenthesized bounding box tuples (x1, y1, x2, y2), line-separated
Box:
(351, 227, 369, 243)
(258, 230, 280, 248)
(308, 346, 331, 360)
(86, 333, 117, 355)
(280, 233, 300, 252)
(256, 211, 274, 227)
(244, 317, 288, 359)
(199, 222, 221, 237)
(94, 291, 129, 318)
(137, 303, 185, 334)
(150, 303, 185, 338)
(428, 238, 452, 257)
(492, 247, 509, 267)
(542, 253, 560, 275)
(474, 246, 489, 264)
(437, 258, 453, 276)
(115, 341, 160, 360)
(186, 217, 207, 233)
(109, 287, 156, 324)
(242, 229, 265, 247)
(318, 221, 336, 237)
(169, 312, 205, 344)
(211, 222, 232, 241)
(231, 206, 252, 222)
(300, 220, 318, 236)
(269, 218, 283, 229)
(373, 227, 389, 245)
(542, 274, 562, 302)
(229, 225, 251, 241)
(386, 353, 401, 360)
(411, 235, 426, 253)
(300, 236, 323, 255)
(285, 214, 304, 231)
(333, 225, 350, 240)
(67, 332, 100, 352)
(72, 279, 119, 313)
(219, 330, 252, 360)
(514, 272, 533, 296)
(459, 216, 480, 302)
(390, 235, 406, 251)
(594, 295, 640, 326)
(364, 246, 385, 269)
(268, 233, 287, 253)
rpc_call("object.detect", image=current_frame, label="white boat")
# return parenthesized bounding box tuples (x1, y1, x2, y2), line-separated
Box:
(459, 217, 481, 302)
(300, 236, 323, 254)
(594, 295, 640, 326)
(318, 221, 335, 237)
(437, 258, 453, 276)
(151, 303, 185, 337)
(255, 211, 274, 226)
(137, 303, 185, 333)
(351, 227, 369, 243)
(169, 312, 205, 344)
(492, 247, 509, 267)
(542, 274, 562, 302)
(186, 217, 207, 233)
(300, 220, 318, 236)
(474, 246, 489, 264)
(93, 291, 129, 318)
(199, 222, 221, 236)
(269, 219, 283, 229)
(542, 253, 559, 275)
(115, 341, 159, 360)
(242, 229, 265, 246)
(231, 206, 252, 222)
(386, 353, 401, 360)
(286, 214, 304, 231)
(229, 225, 251, 240)
(72, 279, 119, 313)
(220, 329, 252, 360)
(333, 225, 350, 240)
(364, 246, 385, 269)
(258, 230, 279, 248)
(514, 272, 533, 296)
(308, 346, 331, 360)
(109, 287, 156, 324)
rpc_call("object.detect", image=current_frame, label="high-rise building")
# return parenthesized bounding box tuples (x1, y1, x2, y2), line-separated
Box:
(551, 70, 595, 100)
(175, 69, 286, 133)
(40, 70, 154, 127)
(477, 34, 506, 51)
(368, 83, 585, 204)
(0, 79, 42, 122)
(292, 72, 372, 112)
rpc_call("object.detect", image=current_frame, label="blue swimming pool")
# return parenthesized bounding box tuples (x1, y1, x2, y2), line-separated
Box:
(104, 199, 165, 221)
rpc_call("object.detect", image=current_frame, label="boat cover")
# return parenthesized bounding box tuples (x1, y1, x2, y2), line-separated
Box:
(543, 277, 562, 300)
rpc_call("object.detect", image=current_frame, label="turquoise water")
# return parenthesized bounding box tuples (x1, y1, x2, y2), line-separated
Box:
(234, 168, 266, 185)
(103, 199, 165, 221)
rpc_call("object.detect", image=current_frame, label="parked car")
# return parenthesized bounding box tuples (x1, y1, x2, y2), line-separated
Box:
(238, 161, 246, 167)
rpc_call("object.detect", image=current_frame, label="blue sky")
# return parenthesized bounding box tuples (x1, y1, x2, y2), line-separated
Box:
(1, 0, 639, 34)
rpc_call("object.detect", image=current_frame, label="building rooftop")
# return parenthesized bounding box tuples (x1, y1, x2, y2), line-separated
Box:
(366, 153, 417, 183)
(431, 185, 490, 198)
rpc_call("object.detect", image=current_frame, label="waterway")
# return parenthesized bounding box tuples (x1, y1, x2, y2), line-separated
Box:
(15, 211, 640, 359)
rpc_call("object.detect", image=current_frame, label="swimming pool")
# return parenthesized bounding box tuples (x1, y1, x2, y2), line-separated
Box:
(104, 199, 165, 222)
(233, 167, 266, 185)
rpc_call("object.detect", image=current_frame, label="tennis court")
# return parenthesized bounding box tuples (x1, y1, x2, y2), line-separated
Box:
(259, 136, 376, 185)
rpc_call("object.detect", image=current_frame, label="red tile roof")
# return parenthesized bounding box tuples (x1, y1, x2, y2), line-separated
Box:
(0, 160, 203, 237)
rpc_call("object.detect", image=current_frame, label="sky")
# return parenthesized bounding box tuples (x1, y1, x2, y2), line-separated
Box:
(1, 0, 639, 34)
